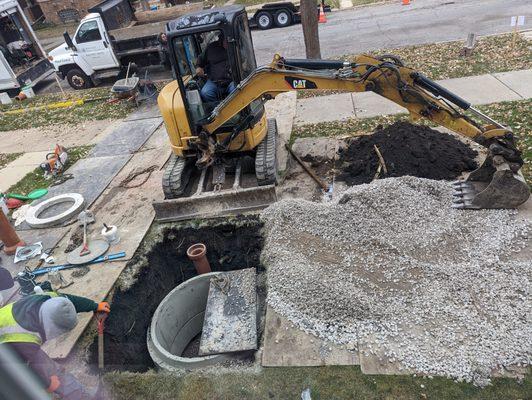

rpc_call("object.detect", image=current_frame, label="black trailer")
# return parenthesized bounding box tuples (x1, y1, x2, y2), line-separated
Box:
(248, 1, 331, 30)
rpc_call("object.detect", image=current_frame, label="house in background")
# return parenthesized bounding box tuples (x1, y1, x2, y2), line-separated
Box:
(31, 0, 179, 25)
(35, 0, 101, 24)
(16, 0, 43, 23)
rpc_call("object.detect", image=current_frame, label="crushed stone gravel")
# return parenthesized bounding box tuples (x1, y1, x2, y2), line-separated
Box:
(261, 176, 530, 385)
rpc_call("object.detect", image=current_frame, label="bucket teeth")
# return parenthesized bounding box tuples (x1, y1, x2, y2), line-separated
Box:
(452, 194, 475, 203)
(451, 180, 466, 188)
(451, 180, 478, 208)
(451, 199, 473, 209)
(451, 158, 530, 209)
(452, 189, 475, 197)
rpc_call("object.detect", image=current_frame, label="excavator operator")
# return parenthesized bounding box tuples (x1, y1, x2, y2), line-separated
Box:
(195, 32, 236, 104)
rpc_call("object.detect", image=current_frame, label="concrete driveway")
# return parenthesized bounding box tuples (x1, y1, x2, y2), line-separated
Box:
(251, 0, 532, 64)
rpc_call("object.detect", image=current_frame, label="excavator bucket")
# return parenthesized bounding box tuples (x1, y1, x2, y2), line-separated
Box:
(451, 156, 530, 209)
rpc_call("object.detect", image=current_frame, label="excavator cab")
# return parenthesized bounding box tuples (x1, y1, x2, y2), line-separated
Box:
(166, 7, 262, 124)
(155, 6, 278, 221)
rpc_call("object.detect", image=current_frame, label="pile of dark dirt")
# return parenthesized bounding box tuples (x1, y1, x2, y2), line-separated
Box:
(338, 122, 478, 185)
(88, 216, 264, 372)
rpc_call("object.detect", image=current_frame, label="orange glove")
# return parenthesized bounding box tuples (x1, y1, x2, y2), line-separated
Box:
(46, 375, 61, 393)
(96, 301, 110, 313)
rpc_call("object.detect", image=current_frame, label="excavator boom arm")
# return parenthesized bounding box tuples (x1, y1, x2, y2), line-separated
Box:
(203, 54, 506, 143)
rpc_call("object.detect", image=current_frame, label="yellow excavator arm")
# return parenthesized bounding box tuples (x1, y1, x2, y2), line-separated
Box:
(189, 53, 528, 209)
(204, 54, 504, 141)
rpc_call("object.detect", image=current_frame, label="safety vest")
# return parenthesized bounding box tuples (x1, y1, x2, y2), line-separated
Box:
(0, 292, 59, 345)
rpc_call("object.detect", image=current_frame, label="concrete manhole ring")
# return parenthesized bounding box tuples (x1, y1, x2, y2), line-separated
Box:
(148, 272, 235, 371)
(25, 193, 85, 228)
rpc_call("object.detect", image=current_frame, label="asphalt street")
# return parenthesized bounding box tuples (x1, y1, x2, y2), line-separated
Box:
(251, 0, 532, 64)
(37, 0, 530, 93)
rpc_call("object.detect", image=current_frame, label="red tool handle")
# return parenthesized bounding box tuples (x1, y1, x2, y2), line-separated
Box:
(96, 312, 108, 335)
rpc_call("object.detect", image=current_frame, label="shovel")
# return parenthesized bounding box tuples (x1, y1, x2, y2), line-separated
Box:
(6, 188, 48, 201)
(96, 312, 108, 370)
(78, 210, 95, 257)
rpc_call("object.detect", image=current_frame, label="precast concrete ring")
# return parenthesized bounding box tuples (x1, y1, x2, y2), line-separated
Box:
(147, 272, 234, 371)
(25, 193, 84, 228)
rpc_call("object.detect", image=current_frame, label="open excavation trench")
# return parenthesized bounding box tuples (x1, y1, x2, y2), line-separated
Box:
(88, 216, 265, 372)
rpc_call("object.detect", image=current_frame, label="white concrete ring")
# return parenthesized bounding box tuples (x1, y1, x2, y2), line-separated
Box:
(25, 193, 85, 228)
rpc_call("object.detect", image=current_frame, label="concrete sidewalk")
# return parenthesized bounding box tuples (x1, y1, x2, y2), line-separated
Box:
(294, 69, 532, 126)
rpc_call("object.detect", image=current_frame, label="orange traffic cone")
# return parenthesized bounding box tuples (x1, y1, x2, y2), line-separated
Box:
(402, 0, 410, 5)
(318, 4, 327, 23)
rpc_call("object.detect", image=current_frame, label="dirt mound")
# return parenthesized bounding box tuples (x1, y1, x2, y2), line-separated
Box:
(338, 122, 478, 185)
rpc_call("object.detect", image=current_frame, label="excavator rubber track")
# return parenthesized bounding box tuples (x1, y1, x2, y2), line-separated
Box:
(153, 120, 278, 222)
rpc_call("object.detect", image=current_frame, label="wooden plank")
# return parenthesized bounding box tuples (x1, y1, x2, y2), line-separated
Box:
(199, 268, 257, 356)
(262, 306, 359, 367)
(43, 127, 170, 359)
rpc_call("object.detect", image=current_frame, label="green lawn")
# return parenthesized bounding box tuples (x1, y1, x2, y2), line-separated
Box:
(105, 366, 531, 400)
(0, 87, 135, 132)
(345, 33, 531, 80)
(0, 152, 21, 169)
(291, 99, 532, 181)
(299, 33, 531, 99)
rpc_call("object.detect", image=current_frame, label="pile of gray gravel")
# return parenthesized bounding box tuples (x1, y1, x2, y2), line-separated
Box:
(261, 176, 531, 384)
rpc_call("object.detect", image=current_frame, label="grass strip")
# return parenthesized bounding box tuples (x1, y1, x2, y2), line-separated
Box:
(0, 153, 22, 169)
(104, 366, 531, 400)
(6, 145, 93, 195)
(299, 34, 531, 99)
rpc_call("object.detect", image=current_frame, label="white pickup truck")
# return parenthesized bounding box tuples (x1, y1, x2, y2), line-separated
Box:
(49, 0, 173, 90)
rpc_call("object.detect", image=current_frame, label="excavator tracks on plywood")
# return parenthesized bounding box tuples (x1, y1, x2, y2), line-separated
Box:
(256, 119, 278, 186)
(153, 120, 279, 223)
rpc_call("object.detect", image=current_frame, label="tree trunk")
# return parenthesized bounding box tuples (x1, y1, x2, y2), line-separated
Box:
(300, 0, 321, 59)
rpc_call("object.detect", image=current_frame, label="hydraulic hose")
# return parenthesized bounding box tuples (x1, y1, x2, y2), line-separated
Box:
(411, 72, 471, 110)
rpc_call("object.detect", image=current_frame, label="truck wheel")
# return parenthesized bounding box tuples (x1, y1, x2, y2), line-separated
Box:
(255, 119, 278, 186)
(274, 10, 292, 27)
(66, 69, 92, 90)
(256, 11, 274, 30)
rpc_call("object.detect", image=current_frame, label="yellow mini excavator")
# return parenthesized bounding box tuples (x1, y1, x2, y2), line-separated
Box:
(153, 5, 529, 222)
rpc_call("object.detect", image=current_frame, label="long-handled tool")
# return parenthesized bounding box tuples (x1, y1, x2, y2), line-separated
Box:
(96, 312, 108, 370)
(285, 143, 329, 191)
(78, 210, 94, 257)
(6, 188, 48, 201)
(32, 252, 126, 276)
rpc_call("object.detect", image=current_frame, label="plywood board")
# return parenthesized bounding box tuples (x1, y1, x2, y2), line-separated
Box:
(199, 269, 257, 356)
(89, 117, 162, 157)
(43, 128, 169, 359)
(262, 306, 359, 367)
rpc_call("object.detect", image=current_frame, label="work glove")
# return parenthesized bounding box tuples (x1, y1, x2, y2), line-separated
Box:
(96, 301, 110, 314)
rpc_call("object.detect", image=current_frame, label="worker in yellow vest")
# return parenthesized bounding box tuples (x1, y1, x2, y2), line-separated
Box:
(0, 289, 110, 400)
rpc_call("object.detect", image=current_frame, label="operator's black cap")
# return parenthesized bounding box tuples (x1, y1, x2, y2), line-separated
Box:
(0, 267, 14, 290)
